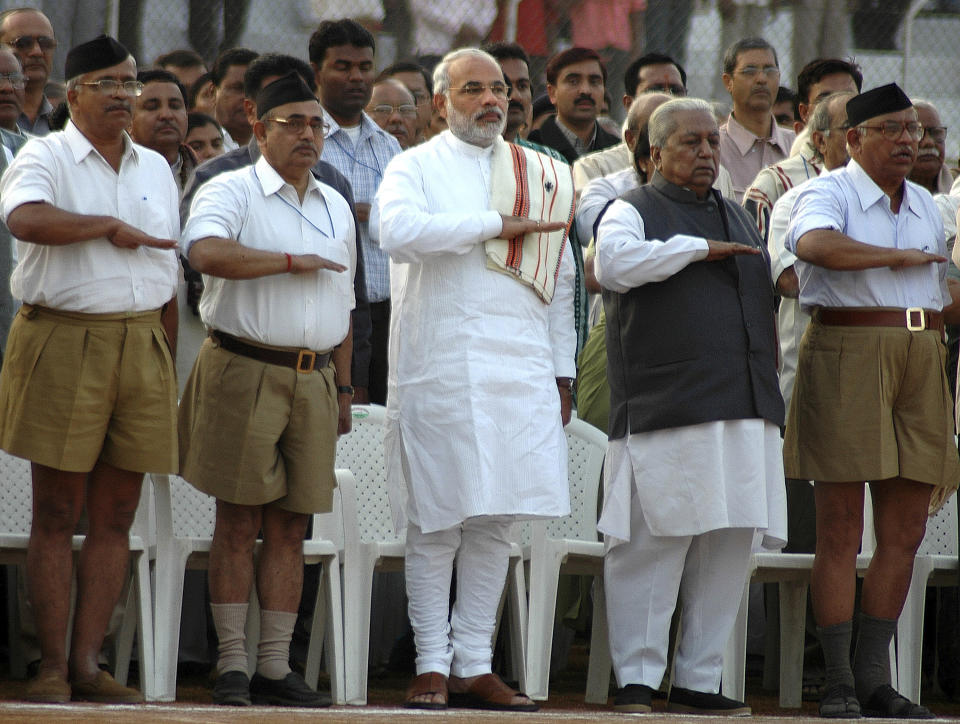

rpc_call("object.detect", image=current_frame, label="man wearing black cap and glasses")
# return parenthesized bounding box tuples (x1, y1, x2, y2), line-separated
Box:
(0, 35, 180, 704)
(179, 72, 355, 708)
(785, 82, 960, 719)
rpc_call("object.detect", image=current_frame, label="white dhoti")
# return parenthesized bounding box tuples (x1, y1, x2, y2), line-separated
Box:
(600, 418, 787, 692)
(405, 515, 513, 677)
(605, 490, 753, 691)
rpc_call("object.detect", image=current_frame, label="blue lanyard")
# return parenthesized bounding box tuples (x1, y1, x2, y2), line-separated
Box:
(329, 131, 382, 180)
(253, 165, 335, 239)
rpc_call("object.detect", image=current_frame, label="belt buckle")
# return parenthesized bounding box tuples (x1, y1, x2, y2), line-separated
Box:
(906, 307, 926, 331)
(296, 349, 316, 373)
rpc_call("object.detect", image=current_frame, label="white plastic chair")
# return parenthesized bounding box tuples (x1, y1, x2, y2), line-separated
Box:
(896, 495, 959, 704)
(335, 404, 528, 705)
(0, 449, 154, 698)
(722, 490, 893, 707)
(150, 471, 345, 703)
(523, 416, 610, 703)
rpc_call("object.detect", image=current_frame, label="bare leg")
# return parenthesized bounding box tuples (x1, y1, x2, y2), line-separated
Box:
(810, 481, 864, 627)
(256, 505, 308, 612)
(208, 501, 261, 604)
(68, 461, 144, 683)
(861, 478, 930, 619)
(27, 463, 85, 681)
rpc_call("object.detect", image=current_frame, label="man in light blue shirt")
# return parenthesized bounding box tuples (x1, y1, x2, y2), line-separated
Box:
(310, 19, 401, 405)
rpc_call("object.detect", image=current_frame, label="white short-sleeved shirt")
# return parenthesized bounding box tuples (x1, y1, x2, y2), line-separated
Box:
(182, 155, 356, 351)
(786, 161, 951, 313)
(0, 121, 179, 312)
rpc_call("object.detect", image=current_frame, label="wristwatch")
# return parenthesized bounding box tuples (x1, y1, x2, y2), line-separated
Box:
(337, 385, 354, 397)
(556, 377, 574, 392)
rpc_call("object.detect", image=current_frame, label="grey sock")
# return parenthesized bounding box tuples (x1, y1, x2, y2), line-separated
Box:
(256, 609, 296, 680)
(818, 620, 855, 691)
(853, 613, 896, 702)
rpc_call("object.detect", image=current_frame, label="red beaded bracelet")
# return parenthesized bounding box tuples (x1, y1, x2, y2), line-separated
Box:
(285, 253, 292, 272)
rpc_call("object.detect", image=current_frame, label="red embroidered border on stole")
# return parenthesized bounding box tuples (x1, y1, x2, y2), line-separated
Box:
(507, 144, 529, 270)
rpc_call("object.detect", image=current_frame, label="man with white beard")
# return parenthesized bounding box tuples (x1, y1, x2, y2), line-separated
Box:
(374, 47, 577, 712)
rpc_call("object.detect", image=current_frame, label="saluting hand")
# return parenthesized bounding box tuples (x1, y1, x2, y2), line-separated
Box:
(289, 254, 348, 274)
(108, 220, 178, 250)
(498, 215, 567, 240)
(704, 240, 762, 261)
(888, 248, 946, 270)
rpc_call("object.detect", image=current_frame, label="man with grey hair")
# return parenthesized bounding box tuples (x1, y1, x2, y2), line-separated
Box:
(910, 99, 952, 195)
(596, 97, 786, 714)
(719, 37, 795, 202)
(374, 46, 576, 712)
(0, 7, 56, 135)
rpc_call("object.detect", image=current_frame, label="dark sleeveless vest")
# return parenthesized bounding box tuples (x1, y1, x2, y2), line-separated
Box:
(603, 172, 785, 439)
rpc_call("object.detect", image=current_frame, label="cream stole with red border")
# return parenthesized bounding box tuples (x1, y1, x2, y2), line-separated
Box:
(486, 137, 574, 304)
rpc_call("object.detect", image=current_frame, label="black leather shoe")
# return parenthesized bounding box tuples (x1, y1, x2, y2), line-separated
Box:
(819, 683, 860, 718)
(212, 670, 251, 706)
(249, 671, 331, 707)
(667, 686, 751, 716)
(614, 683, 654, 712)
(862, 684, 933, 719)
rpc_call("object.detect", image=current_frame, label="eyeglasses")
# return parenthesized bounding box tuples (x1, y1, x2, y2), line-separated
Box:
(0, 72, 25, 89)
(451, 82, 509, 99)
(368, 103, 418, 118)
(823, 123, 850, 136)
(643, 83, 686, 96)
(8, 35, 56, 51)
(922, 125, 947, 142)
(266, 116, 328, 134)
(858, 120, 923, 141)
(734, 65, 780, 78)
(76, 79, 143, 96)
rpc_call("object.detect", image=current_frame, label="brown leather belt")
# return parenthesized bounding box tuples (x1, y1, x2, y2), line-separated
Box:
(816, 307, 944, 332)
(210, 330, 331, 373)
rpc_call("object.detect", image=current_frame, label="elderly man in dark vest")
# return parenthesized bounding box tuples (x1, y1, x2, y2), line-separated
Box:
(595, 97, 786, 715)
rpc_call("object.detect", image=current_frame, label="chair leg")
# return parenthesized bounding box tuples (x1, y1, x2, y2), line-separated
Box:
(132, 551, 155, 701)
(151, 550, 189, 702)
(524, 549, 563, 701)
(895, 564, 929, 704)
(112, 574, 136, 686)
(305, 557, 346, 705)
(7, 565, 25, 680)
(342, 556, 376, 705)
(778, 580, 807, 709)
(503, 553, 527, 692)
(721, 581, 749, 701)
(585, 574, 611, 704)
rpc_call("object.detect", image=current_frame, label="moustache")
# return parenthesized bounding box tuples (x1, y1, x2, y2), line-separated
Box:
(508, 100, 524, 111)
(473, 106, 504, 122)
(917, 147, 940, 157)
(575, 95, 595, 105)
(294, 142, 318, 153)
(106, 102, 131, 113)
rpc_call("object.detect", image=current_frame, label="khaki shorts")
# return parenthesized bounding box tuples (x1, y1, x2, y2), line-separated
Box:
(0, 304, 178, 473)
(178, 337, 339, 514)
(784, 317, 960, 493)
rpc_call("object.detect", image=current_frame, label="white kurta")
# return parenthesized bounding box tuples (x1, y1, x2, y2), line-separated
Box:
(375, 131, 577, 534)
(594, 199, 787, 550)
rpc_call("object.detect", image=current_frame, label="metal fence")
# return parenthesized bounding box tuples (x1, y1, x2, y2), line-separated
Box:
(11, 0, 960, 158)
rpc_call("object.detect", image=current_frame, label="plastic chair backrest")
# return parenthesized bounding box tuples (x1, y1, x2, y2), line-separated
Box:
(164, 474, 217, 539)
(335, 405, 401, 545)
(918, 495, 958, 557)
(542, 418, 607, 542)
(0, 451, 34, 536)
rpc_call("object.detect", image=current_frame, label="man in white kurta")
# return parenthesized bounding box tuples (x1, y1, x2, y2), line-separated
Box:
(374, 48, 576, 711)
(595, 98, 786, 715)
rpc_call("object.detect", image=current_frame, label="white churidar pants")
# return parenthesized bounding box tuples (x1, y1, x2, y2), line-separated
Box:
(604, 488, 754, 693)
(405, 515, 513, 677)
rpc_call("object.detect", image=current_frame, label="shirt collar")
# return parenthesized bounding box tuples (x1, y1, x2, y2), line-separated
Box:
(323, 108, 385, 143)
(555, 116, 596, 152)
(253, 154, 324, 199)
(723, 112, 793, 157)
(847, 159, 923, 218)
(63, 120, 138, 166)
